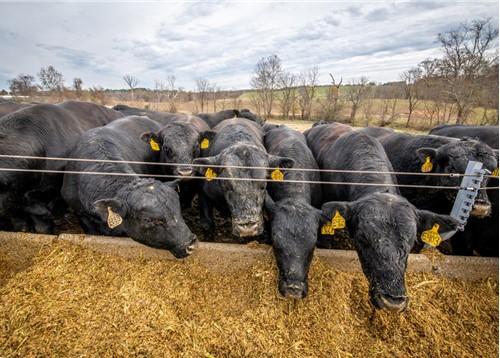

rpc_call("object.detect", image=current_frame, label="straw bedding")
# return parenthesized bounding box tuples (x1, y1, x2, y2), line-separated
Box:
(0, 239, 497, 357)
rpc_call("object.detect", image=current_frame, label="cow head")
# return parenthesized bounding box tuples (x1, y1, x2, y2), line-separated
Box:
(193, 144, 294, 238)
(416, 138, 497, 218)
(322, 193, 459, 312)
(93, 179, 196, 258)
(265, 195, 323, 299)
(140, 127, 215, 177)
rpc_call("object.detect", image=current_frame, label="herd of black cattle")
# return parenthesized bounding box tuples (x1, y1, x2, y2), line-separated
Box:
(0, 100, 498, 312)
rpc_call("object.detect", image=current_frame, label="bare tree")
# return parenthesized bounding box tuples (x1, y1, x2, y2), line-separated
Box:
(210, 85, 219, 112)
(437, 18, 498, 123)
(345, 76, 370, 124)
(73, 78, 83, 99)
(196, 78, 210, 112)
(318, 74, 343, 121)
(277, 71, 297, 120)
(297, 66, 319, 120)
(89, 86, 106, 105)
(38, 65, 63, 92)
(153, 79, 165, 110)
(123, 74, 139, 101)
(250, 54, 282, 119)
(8, 74, 38, 97)
(401, 67, 422, 127)
(165, 75, 178, 112)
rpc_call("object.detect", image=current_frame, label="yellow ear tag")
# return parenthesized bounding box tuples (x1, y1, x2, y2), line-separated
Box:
(271, 169, 284, 181)
(321, 210, 346, 235)
(107, 207, 123, 229)
(421, 223, 442, 247)
(205, 168, 217, 182)
(421, 156, 433, 173)
(150, 138, 160, 152)
(200, 138, 210, 150)
(492, 168, 499, 177)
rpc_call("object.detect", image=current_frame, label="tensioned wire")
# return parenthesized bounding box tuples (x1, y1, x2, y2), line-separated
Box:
(0, 153, 496, 179)
(0, 167, 496, 191)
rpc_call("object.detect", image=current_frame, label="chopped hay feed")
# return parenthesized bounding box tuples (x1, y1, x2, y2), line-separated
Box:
(0, 239, 497, 357)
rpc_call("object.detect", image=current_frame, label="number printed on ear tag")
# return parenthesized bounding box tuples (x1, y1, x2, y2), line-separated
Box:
(421, 223, 442, 247)
(107, 207, 123, 229)
(271, 169, 284, 181)
(492, 167, 499, 178)
(205, 168, 217, 181)
(321, 210, 346, 235)
(200, 138, 210, 150)
(150, 138, 160, 151)
(421, 156, 433, 173)
(331, 210, 346, 229)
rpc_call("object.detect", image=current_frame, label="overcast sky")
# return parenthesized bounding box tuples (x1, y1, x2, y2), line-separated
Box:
(0, 1, 498, 90)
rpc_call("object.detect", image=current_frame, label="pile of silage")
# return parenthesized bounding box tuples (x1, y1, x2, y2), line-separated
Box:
(0, 239, 497, 357)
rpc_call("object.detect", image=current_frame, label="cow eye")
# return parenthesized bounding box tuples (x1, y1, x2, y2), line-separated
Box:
(163, 146, 172, 157)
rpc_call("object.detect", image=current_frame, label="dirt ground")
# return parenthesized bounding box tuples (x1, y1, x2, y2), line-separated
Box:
(0, 238, 497, 357)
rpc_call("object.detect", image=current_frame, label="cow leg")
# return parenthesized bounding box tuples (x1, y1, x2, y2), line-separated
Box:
(198, 191, 215, 232)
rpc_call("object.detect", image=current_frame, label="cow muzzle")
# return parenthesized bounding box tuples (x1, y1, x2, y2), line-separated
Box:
(279, 280, 307, 299)
(176, 167, 193, 177)
(171, 236, 197, 259)
(470, 200, 491, 218)
(232, 218, 263, 237)
(371, 292, 408, 312)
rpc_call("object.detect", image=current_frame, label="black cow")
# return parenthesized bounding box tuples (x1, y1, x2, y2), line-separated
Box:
(263, 126, 322, 299)
(239, 109, 265, 125)
(359, 130, 497, 219)
(140, 114, 211, 209)
(195, 109, 239, 128)
(0, 101, 123, 233)
(306, 124, 459, 311)
(196, 109, 264, 128)
(61, 116, 196, 258)
(429, 124, 499, 149)
(0, 101, 31, 117)
(112, 104, 178, 124)
(428, 125, 499, 256)
(140, 115, 210, 177)
(193, 118, 294, 237)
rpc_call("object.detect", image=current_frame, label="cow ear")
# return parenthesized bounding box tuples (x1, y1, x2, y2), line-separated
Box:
(198, 131, 216, 151)
(416, 147, 437, 172)
(416, 209, 459, 242)
(264, 193, 276, 216)
(192, 156, 219, 176)
(416, 147, 437, 162)
(320, 201, 351, 225)
(93, 198, 128, 226)
(268, 155, 295, 169)
(140, 132, 160, 144)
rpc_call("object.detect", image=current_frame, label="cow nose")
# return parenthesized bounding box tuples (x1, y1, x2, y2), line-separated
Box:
(233, 221, 262, 237)
(171, 236, 197, 258)
(177, 167, 193, 176)
(471, 199, 491, 218)
(372, 292, 408, 312)
(280, 281, 307, 299)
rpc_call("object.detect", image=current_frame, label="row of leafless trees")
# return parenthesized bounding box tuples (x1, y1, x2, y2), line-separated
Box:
(399, 18, 499, 126)
(250, 54, 377, 123)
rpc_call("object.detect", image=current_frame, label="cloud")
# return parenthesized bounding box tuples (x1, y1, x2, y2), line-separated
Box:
(0, 1, 498, 90)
